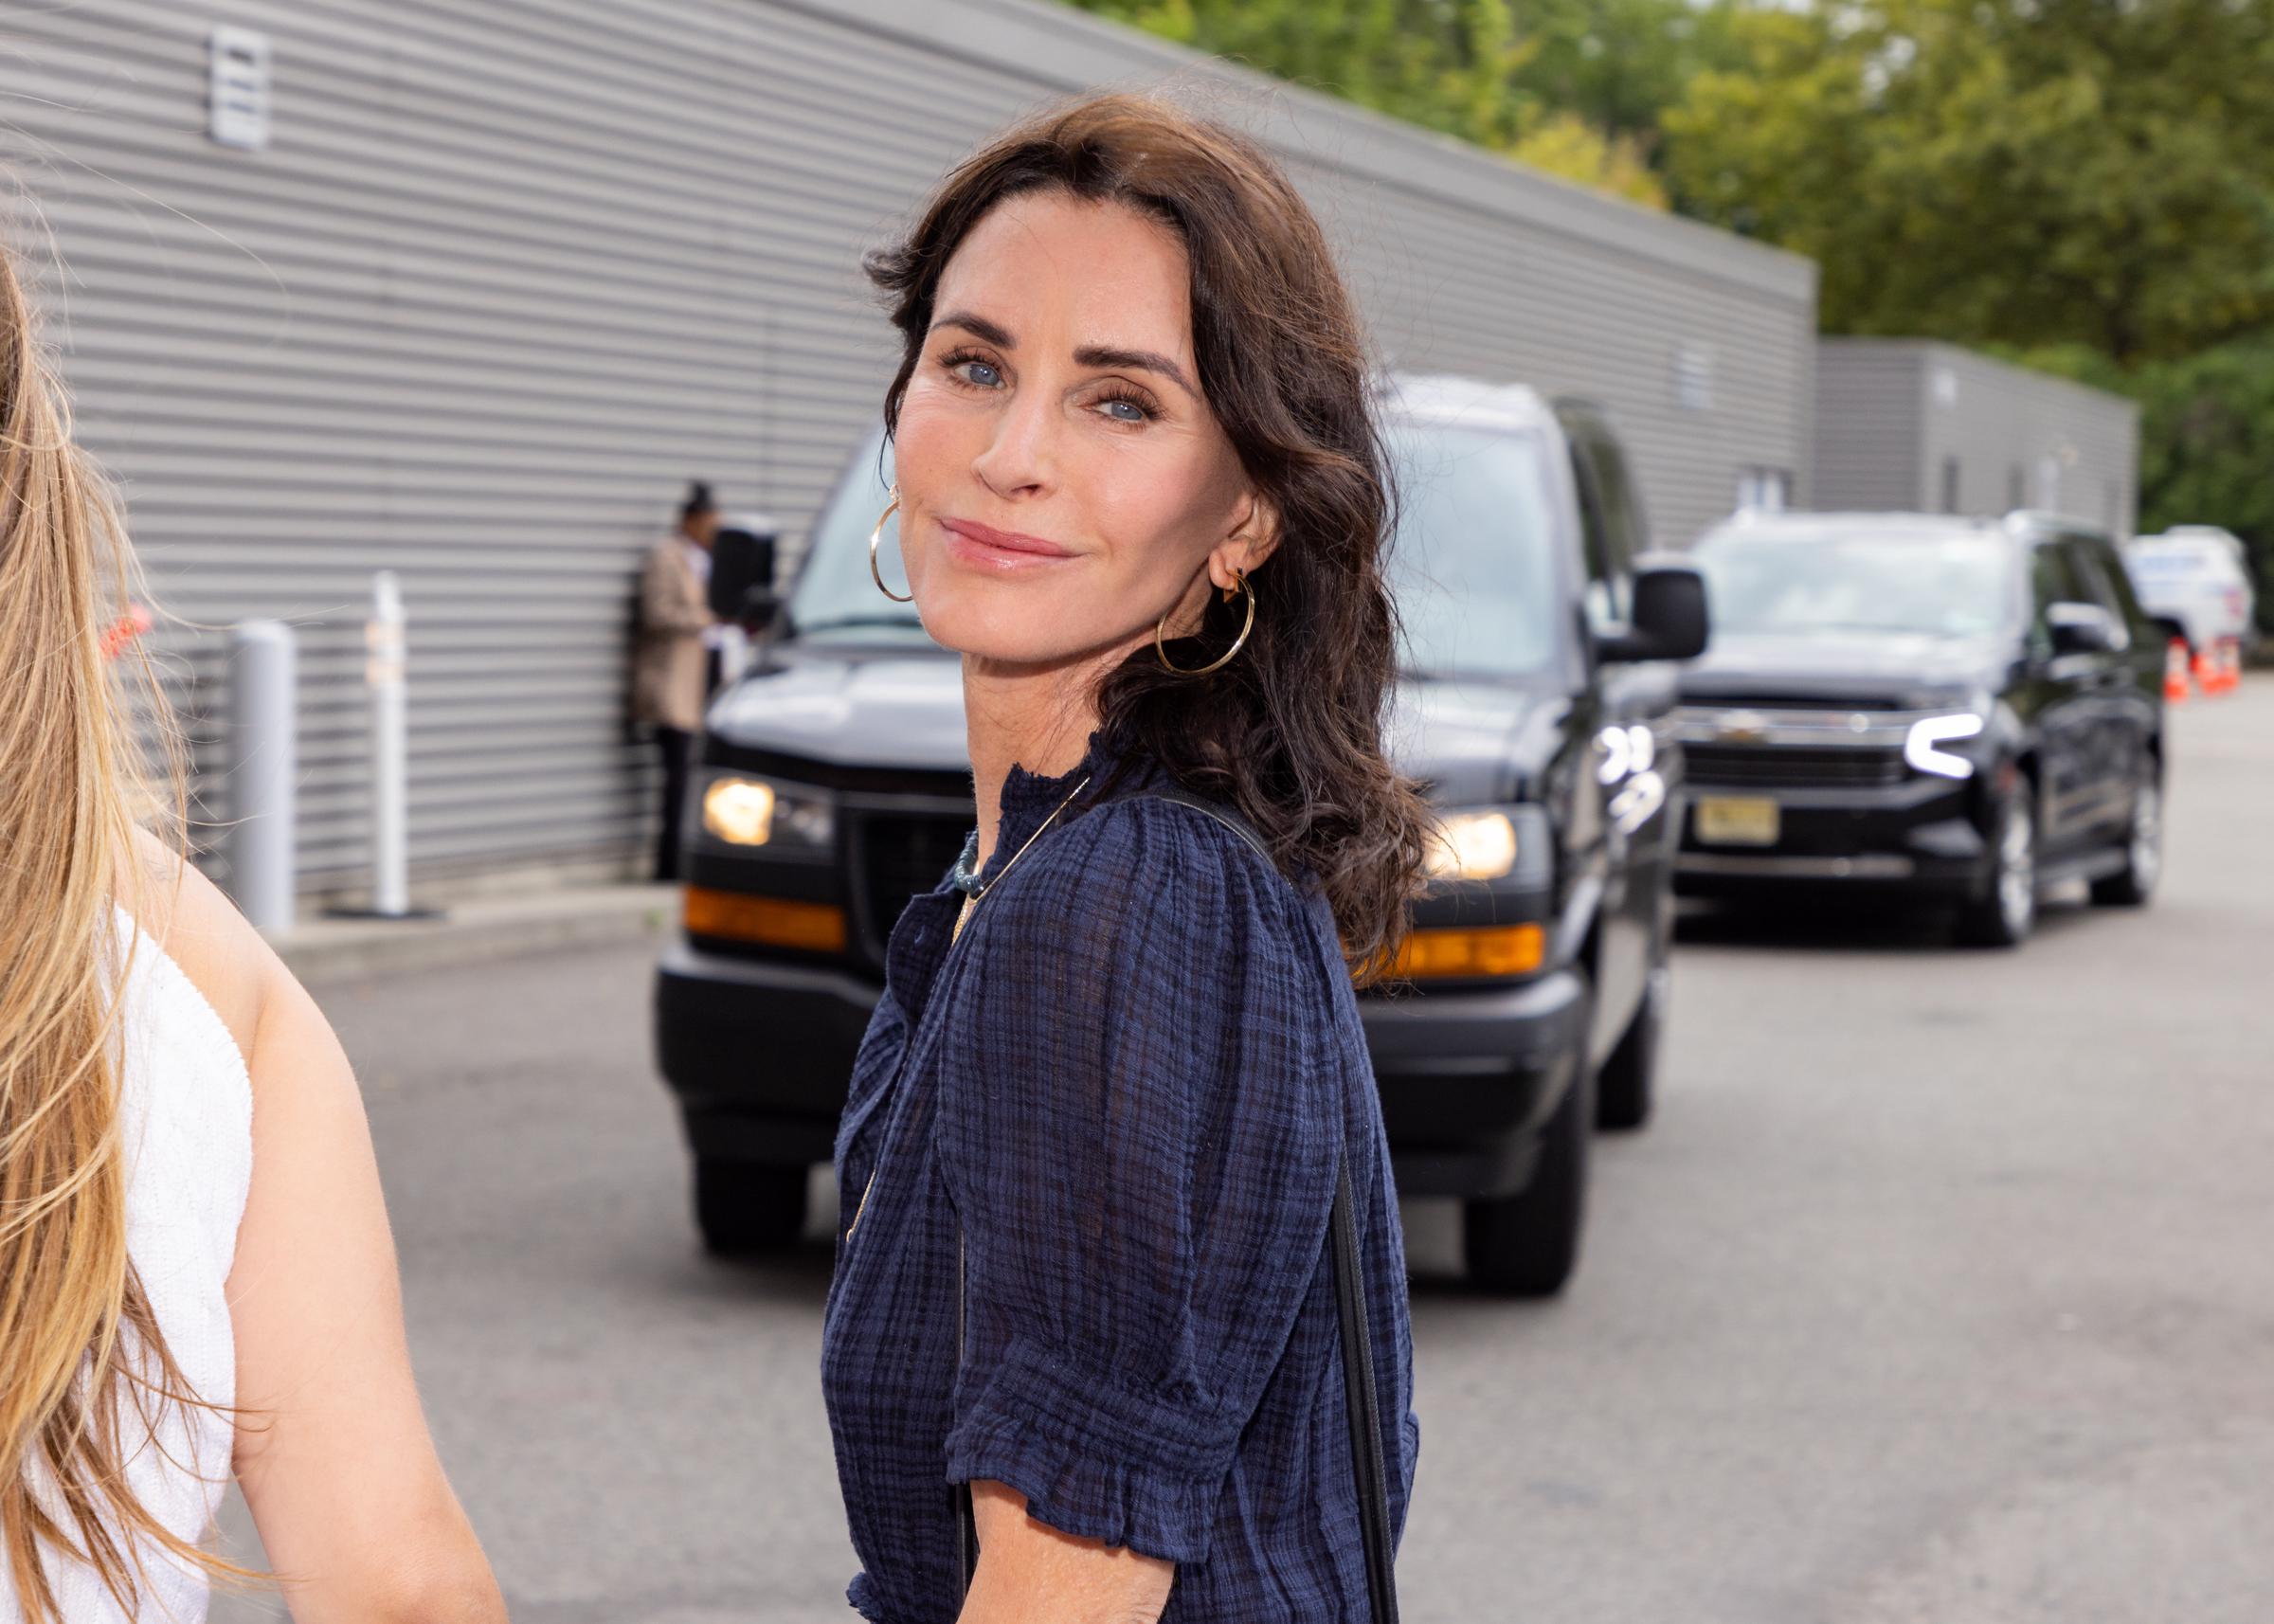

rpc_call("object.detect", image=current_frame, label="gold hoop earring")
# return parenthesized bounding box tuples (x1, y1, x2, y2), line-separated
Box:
(869, 489, 913, 604)
(1155, 568, 1255, 675)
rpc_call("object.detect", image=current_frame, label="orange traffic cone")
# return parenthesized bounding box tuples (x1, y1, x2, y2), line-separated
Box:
(2194, 641, 2223, 695)
(2164, 638, 2193, 702)
(2197, 637, 2241, 695)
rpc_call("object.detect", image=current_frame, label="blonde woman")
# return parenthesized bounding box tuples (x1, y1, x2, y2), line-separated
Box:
(0, 246, 506, 1618)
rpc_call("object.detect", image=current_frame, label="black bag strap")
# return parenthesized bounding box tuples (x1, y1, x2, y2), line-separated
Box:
(954, 785, 1400, 1620)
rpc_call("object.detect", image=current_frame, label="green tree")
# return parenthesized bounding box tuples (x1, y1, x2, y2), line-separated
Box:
(1065, 0, 1530, 147)
(2130, 339, 2274, 628)
(1663, 0, 2274, 364)
(1509, 111, 1665, 208)
(1503, 0, 1742, 147)
(1060, 0, 1700, 205)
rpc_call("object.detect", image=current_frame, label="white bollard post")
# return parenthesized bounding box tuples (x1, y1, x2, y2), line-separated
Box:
(365, 570, 410, 917)
(228, 619, 297, 935)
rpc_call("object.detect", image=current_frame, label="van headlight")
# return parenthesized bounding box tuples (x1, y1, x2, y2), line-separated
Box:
(699, 773, 835, 849)
(1904, 713, 1985, 780)
(1423, 809, 1520, 881)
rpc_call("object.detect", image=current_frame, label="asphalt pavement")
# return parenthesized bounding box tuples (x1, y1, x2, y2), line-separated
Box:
(213, 678, 2273, 1623)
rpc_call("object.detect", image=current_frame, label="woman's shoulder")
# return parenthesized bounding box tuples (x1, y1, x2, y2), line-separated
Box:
(117, 826, 278, 1073)
(981, 788, 1327, 978)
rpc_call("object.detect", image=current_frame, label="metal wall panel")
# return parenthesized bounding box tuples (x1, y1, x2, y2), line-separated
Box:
(1816, 339, 2139, 534)
(1921, 344, 2139, 536)
(1812, 342, 1925, 513)
(1, 0, 1814, 893)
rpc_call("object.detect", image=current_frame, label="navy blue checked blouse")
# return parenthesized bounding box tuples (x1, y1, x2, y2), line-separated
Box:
(820, 730, 1418, 1623)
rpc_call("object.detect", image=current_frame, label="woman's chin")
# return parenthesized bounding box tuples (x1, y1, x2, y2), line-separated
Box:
(920, 604, 1141, 675)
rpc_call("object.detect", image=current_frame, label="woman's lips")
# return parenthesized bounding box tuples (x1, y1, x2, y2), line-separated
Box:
(938, 517, 1077, 570)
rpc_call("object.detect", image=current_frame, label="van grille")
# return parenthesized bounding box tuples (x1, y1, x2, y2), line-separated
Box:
(851, 810, 970, 963)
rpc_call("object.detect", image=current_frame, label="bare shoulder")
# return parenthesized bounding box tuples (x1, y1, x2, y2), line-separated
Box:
(119, 825, 280, 1070)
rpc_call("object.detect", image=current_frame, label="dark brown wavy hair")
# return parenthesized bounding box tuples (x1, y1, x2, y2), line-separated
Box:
(866, 92, 1433, 973)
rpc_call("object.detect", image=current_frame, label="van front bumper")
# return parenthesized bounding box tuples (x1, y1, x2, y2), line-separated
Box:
(653, 938, 876, 1166)
(1675, 777, 1994, 900)
(1362, 966, 1587, 1200)
(659, 934, 1592, 1201)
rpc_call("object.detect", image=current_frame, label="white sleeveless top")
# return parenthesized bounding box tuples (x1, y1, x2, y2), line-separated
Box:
(3, 910, 254, 1622)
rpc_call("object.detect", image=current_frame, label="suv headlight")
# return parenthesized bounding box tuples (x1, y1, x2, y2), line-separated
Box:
(1423, 809, 1520, 881)
(698, 772, 835, 850)
(1904, 713, 1985, 780)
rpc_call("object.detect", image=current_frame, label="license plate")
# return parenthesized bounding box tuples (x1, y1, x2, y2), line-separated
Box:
(1695, 796, 1780, 846)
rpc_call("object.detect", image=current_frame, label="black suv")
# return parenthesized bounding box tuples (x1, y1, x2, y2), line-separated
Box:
(1674, 511, 2169, 945)
(655, 376, 1707, 1294)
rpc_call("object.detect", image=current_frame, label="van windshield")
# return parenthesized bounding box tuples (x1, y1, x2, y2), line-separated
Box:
(790, 423, 1567, 679)
(787, 438, 929, 639)
(1694, 524, 2018, 638)
(1381, 422, 1563, 679)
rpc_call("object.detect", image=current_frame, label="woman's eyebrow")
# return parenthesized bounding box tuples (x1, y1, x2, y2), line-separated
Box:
(1074, 344, 1196, 399)
(930, 310, 1016, 349)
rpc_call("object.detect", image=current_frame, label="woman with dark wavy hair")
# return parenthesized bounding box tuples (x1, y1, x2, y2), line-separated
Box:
(819, 92, 1428, 1622)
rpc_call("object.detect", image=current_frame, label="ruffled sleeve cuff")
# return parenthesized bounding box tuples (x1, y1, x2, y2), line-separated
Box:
(945, 1337, 1236, 1564)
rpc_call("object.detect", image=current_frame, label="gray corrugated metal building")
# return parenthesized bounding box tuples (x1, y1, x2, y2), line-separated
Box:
(2, 0, 1816, 899)
(1814, 338, 2139, 535)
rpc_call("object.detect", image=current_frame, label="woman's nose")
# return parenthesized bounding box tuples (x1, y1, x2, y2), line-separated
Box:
(971, 389, 1057, 500)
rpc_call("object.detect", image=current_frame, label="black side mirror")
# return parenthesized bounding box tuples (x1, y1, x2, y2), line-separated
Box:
(707, 526, 778, 623)
(2047, 600, 2122, 655)
(1597, 556, 1709, 663)
(738, 586, 786, 636)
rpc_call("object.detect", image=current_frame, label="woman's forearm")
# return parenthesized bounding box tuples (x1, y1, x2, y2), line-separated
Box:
(956, 1480, 1173, 1624)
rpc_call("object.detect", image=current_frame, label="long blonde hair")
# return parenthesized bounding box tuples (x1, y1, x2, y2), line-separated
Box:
(0, 243, 248, 1615)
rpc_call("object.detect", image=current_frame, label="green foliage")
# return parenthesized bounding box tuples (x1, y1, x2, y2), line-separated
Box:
(1658, 0, 2274, 575)
(1065, 0, 1527, 149)
(1065, 0, 2274, 579)
(1664, 0, 2274, 365)
(1508, 111, 1666, 208)
(2006, 337, 2274, 627)
(2129, 339, 2274, 627)
(1058, 0, 1713, 204)
(1507, 0, 1742, 144)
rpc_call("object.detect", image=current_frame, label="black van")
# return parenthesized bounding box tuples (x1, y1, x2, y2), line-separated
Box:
(656, 376, 1707, 1293)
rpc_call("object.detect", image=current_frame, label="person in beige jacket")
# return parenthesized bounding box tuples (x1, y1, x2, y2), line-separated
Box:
(634, 480, 720, 880)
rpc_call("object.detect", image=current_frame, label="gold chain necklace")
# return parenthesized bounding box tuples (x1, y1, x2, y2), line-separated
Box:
(952, 773, 1091, 944)
(846, 771, 1093, 1242)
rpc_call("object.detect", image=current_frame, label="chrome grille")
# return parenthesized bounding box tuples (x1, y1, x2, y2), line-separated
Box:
(1673, 704, 1949, 749)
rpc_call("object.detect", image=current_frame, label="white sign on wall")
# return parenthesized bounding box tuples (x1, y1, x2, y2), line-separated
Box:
(1673, 343, 1714, 412)
(208, 26, 271, 151)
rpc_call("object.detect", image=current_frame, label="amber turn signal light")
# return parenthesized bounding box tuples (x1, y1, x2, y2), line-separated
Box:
(683, 888, 846, 953)
(1384, 922, 1545, 980)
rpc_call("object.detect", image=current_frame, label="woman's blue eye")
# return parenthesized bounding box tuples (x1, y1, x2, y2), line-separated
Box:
(1101, 398, 1147, 423)
(958, 359, 1002, 388)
